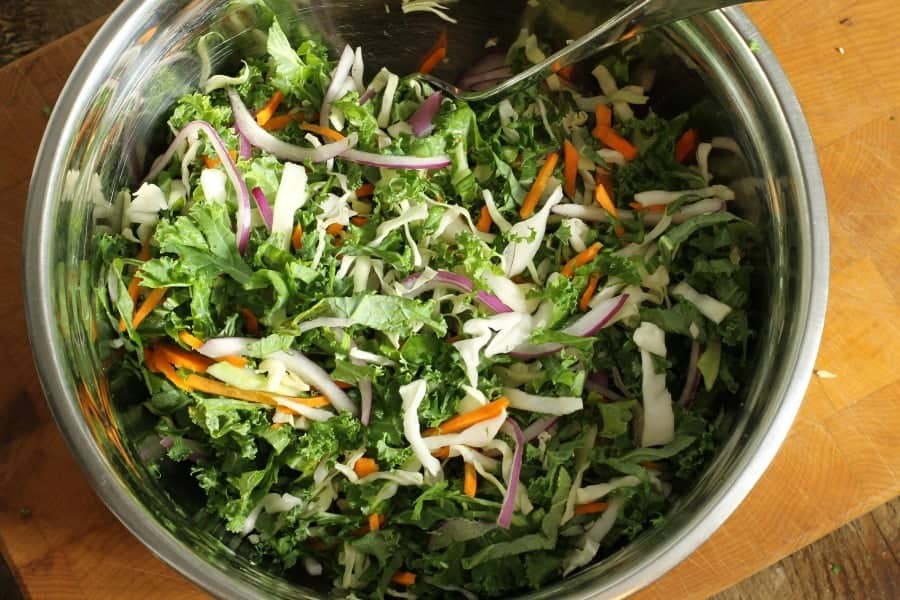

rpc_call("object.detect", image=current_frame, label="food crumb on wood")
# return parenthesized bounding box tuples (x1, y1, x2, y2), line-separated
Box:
(830, 563, 842, 574)
(815, 369, 837, 379)
(836, 47, 846, 55)
(19, 506, 31, 518)
(839, 17, 851, 25)
(484, 37, 498, 49)
(747, 39, 761, 53)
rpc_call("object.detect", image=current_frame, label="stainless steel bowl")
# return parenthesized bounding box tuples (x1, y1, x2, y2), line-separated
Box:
(24, 1, 828, 598)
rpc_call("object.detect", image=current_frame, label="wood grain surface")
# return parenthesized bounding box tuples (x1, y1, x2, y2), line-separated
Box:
(1, 2, 898, 599)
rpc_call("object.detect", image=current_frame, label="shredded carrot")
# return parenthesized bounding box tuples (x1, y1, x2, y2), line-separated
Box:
(239, 307, 259, 336)
(219, 355, 249, 368)
(476, 206, 492, 233)
(556, 65, 575, 81)
(326, 223, 345, 236)
(594, 179, 619, 220)
(129, 287, 167, 331)
(615, 225, 626, 238)
(182, 373, 330, 408)
(155, 342, 214, 373)
(335, 381, 354, 390)
(261, 114, 296, 131)
(519, 152, 559, 218)
(144, 346, 160, 373)
(355, 183, 375, 198)
(563, 139, 579, 198)
(593, 126, 638, 161)
(627, 202, 666, 214)
(574, 502, 609, 516)
(391, 572, 416, 586)
(178, 331, 204, 350)
(426, 398, 510, 436)
(432, 447, 450, 459)
(675, 128, 698, 163)
(350, 215, 368, 227)
(640, 461, 660, 470)
(580, 273, 601, 312)
(354, 457, 379, 479)
(153, 353, 192, 391)
(137, 26, 158, 45)
(595, 104, 613, 129)
(368, 514, 383, 532)
(298, 122, 345, 142)
(118, 240, 152, 331)
(561, 242, 603, 278)
(256, 91, 284, 127)
(418, 30, 448, 75)
(204, 155, 220, 169)
(463, 462, 477, 497)
(291, 224, 303, 251)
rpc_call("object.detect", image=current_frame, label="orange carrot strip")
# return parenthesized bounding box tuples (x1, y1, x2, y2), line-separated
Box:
(593, 126, 638, 161)
(580, 273, 601, 312)
(675, 128, 698, 163)
(463, 462, 477, 497)
(476, 206, 492, 233)
(595, 104, 612, 129)
(291, 224, 303, 251)
(556, 64, 575, 81)
(561, 242, 603, 278)
(326, 223, 345, 236)
(137, 26, 158, 45)
(261, 114, 296, 131)
(204, 155, 220, 169)
(640, 461, 660, 470)
(519, 152, 559, 218)
(178, 331, 204, 350)
(426, 398, 510, 436)
(355, 183, 375, 198)
(335, 381, 354, 390)
(256, 91, 284, 126)
(627, 202, 666, 214)
(219, 355, 249, 368)
(298, 122, 345, 141)
(563, 139, 578, 198)
(118, 240, 152, 331)
(594, 180, 619, 220)
(239, 308, 259, 336)
(350, 215, 368, 227)
(183, 373, 330, 409)
(154, 354, 192, 391)
(368, 514, 383, 532)
(391, 572, 416, 586)
(574, 502, 609, 516)
(130, 287, 167, 331)
(432, 447, 450, 459)
(155, 343, 214, 373)
(354, 457, 380, 479)
(418, 31, 448, 75)
(595, 166, 614, 198)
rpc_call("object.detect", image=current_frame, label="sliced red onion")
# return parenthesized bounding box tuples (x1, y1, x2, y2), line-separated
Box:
(144, 119, 251, 254)
(340, 148, 450, 170)
(360, 377, 373, 425)
(236, 122, 252, 159)
(272, 350, 357, 415)
(521, 416, 558, 444)
(197, 336, 256, 358)
(359, 87, 375, 105)
(409, 91, 443, 137)
(511, 295, 629, 359)
(476, 291, 513, 313)
(678, 341, 702, 408)
(320, 45, 355, 128)
(251, 187, 273, 232)
(584, 381, 626, 402)
(227, 88, 356, 163)
(403, 271, 513, 313)
(497, 418, 524, 529)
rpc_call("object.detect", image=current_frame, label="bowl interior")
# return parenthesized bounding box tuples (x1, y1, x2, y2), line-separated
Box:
(24, 2, 827, 598)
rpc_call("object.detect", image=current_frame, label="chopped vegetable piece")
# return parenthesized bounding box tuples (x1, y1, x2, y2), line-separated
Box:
(675, 128, 699, 163)
(561, 242, 602, 277)
(476, 206, 492, 232)
(256, 91, 284, 126)
(129, 287, 167, 331)
(592, 126, 638, 161)
(239, 308, 259, 336)
(574, 502, 609, 516)
(178, 331, 204, 350)
(354, 457, 379, 478)
(298, 122, 345, 141)
(426, 398, 510, 436)
(291, 224, 303, 251)
(563, 139, 579, 198)
(519, 152, 559, 218)
(595, 104, 612, 128)
(355, 183, 375, 198)
(418, 31, 448, 75)
(463, 461, 477, 497)
(594, 177, 618, 219)
(392, 572, 416, 586)
(580, 273, 601, 311)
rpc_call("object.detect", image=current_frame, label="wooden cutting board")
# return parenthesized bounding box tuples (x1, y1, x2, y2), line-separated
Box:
(1, 2, 898, 598)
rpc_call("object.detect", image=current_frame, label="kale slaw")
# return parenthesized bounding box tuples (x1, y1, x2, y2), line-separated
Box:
(95, 11, 757, 599)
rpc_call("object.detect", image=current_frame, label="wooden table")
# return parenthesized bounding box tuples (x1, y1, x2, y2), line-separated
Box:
(1, 2, 898, 598)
